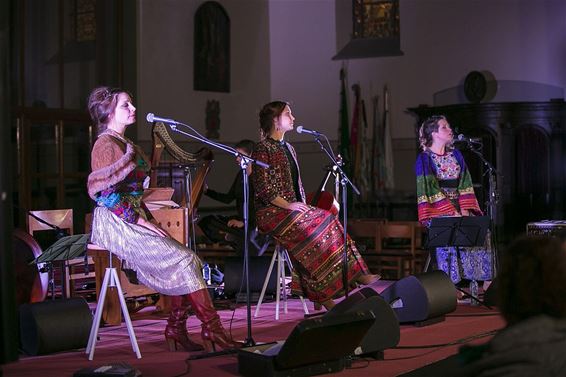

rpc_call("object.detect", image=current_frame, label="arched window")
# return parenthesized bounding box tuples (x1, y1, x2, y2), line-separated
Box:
(194, 1, 230, 92)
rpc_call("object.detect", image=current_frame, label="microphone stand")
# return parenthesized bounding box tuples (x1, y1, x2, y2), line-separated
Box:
(311, 134, 360, 298)
(157, 120, 269, 352)
(466, 142, 500, 276)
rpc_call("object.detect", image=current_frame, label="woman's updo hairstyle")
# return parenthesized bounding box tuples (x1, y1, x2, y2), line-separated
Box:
(418, 115, 448, 150)
(258, 101, 288, 139)
(87, 86, 129, 135)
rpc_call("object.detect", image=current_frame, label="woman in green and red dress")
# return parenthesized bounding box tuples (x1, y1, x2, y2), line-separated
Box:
(415, 115, 493, 292)
(251, 101, 378, 310)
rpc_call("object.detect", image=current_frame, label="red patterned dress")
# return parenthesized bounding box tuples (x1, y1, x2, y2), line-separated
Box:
(251, 138, 369, 303)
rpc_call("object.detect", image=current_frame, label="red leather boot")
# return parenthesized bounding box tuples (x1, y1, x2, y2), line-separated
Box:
(186, 289, 242, 352)
(164, 295, 204, 352)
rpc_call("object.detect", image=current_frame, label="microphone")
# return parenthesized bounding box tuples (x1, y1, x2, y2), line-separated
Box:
(146, 113, 181, 125)
(455, 134, 481, 144)
(296, 125, 323, 136)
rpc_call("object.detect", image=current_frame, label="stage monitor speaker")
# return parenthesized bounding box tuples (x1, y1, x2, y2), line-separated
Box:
(238, 310, 376, 377)
(326, 287, 400, 358)
(380, 271, 457, 325)
(223, 256, 277, 298)
(19, 297, 92, 355)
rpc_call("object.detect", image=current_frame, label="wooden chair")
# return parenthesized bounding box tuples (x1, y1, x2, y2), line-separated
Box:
(27, 209, 95, 298)
(347, 218, 386, 275)
(376, 221, 421, 280)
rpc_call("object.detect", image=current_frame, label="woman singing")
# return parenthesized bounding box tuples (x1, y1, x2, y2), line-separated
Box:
(251, 101, 378, 310)
(415, 115, 492, 293)
(86, 86, 240, 352)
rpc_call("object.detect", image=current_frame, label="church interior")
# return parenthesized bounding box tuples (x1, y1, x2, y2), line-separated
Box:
(2, 1, 566, 376)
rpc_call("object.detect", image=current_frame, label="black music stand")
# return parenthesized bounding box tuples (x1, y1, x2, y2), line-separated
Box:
(424, 216, 491, 308)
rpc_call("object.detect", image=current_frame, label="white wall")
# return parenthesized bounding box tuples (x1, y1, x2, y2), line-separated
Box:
(136, 0, 271, 205)
(137, 0, 271, 142)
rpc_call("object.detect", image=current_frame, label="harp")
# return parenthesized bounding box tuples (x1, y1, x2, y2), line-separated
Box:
(147, 122, 214, 247)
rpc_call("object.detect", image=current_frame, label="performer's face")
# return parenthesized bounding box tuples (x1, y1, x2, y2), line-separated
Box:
(275, 105, 295, 133)
(432, 119, 453, 145)
(111, 93, 136, 127)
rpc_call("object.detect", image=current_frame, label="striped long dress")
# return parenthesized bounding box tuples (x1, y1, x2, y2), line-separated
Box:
(415, 148, 493, 283)
(252, 138, 369, 303)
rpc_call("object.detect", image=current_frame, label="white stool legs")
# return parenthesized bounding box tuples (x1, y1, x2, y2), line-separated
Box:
(254, 244, 309, 320)
(85, 250, 141, 360)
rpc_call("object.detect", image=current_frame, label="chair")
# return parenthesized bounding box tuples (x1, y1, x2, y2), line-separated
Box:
(254, 240, 309, 320)
(347, 218, 387, 274)
(376, 221, 421, 279)
(85, 212, 162, 325)
(27, 209, 95, 298)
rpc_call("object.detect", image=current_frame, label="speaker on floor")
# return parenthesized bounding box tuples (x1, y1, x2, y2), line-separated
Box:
(19, 297, 92, 355)
(325, 287, 400, 358)
(238, 310, 376, 377)
(380, 270, 457, 325)
(223, 256, 277, 298)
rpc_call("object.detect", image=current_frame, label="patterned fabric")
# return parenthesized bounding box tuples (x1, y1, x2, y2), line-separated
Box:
(256, 205, 369, 303)
(415, 149, 482, 224)
(416, 148, 492, 283)
(252, 138, 369, 303)
(95, 155, 149, 223)
(251, 138, 306, 210)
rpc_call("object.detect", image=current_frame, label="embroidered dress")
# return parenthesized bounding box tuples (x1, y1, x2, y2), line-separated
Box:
(87, 132, 205, 295)
(252, 138, 369, 303)
(415, 149, 492, 284)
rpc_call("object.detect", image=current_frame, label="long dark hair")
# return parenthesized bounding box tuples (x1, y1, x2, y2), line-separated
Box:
(258, 101, 288, 139)
(87, 86, 130, 135)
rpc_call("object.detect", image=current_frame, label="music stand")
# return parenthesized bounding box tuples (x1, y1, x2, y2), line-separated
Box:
(424, 216, 491, 308)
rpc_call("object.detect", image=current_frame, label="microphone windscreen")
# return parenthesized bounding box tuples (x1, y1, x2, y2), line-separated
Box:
(457, 134, 465, 140)
(146, 113, 154, 123)
(296, 125, 304, 134)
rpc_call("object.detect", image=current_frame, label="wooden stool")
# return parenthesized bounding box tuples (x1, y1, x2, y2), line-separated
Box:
(254, 244, 309, 320)
(85, 244, 141, 360)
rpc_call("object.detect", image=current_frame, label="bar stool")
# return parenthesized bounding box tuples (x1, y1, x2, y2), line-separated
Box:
(85, 244, 141, 360)
(254, 243, 309, 320)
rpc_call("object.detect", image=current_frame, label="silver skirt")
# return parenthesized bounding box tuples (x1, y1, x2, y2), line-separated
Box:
(90, 207, 206, 295)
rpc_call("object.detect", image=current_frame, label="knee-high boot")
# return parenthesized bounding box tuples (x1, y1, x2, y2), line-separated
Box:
(186, 288, 242, 352)
(164, 295, 204, 351)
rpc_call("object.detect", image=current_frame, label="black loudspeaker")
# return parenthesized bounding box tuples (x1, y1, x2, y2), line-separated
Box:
(238, 310, 376, 377)
(326, 287, 400, 358)
(223, 256, 277, 298)
(380, 271, 457, 325)
(19, 298, 92, 355)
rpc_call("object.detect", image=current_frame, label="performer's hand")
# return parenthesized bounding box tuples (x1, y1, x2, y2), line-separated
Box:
(288, 202, 309, 213)
(461, 209, 470, 216)
(136, 216, 169, 237)
(227, 219, 244, 228)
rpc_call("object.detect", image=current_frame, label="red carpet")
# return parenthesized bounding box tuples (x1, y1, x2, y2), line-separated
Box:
(1, 283, 504, 377)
